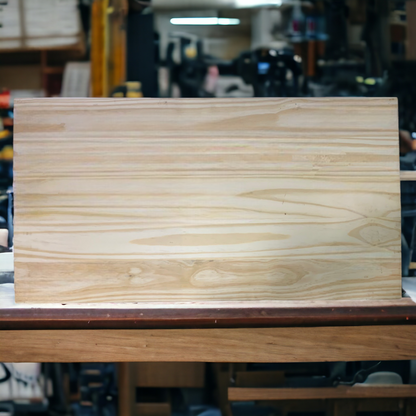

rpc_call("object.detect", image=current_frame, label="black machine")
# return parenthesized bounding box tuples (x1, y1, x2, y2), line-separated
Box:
(233, 48, 302, 97)
(166, 34, 302, 98)
(166, 34, 214, 98)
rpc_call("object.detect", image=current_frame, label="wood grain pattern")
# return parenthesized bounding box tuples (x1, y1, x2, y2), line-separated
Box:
(13, 97, 401, 303)
(1, 325, 416, 363)
(228, 386, 416, 401)
(400, 171, 416, 181)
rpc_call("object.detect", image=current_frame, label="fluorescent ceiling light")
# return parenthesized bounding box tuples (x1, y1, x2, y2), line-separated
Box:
(170, 17, 240, 25)
(235, 0, 282, 7)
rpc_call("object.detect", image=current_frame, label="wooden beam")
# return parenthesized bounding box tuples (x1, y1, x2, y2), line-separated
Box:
(2, 300, 416, 329)
(1, 325, 416, 363)
(258, 399, 403, 413)
(228, 386, 416, 401)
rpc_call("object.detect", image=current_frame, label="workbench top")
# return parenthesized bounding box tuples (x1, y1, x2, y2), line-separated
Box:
(2, 282, 416, 363)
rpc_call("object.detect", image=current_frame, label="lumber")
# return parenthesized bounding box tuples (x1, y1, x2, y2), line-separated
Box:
(13, 97, 401, 303)
(132, 363, 205, 387)
(1, 325, 416, 363)
(400, 171, 416, 181)
(228, 386, 416, 401)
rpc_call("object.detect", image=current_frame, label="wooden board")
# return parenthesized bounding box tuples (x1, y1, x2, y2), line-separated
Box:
(1, 325, 416, 363)
(132, 363, 205, 388)
(13, 97, 401, 303)
(400, 171, 416, 181)
(228, 386, 416, 401)
(2, 283, 416, 329)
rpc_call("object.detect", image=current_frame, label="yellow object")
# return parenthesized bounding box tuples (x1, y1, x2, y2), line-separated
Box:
(125, 81, 141, 90)
(0, 145, 13, 160)
(185, 45, 197, 59)
(91, 0, 128, 97)
(126, 92, 143, 97)
(365, 78, 376, 86)
(126, 81, 143, 97)
(0, 130, 10, 139)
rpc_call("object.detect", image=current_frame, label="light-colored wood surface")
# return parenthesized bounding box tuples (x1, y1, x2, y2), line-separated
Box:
(1, 325, 416, 363)
(14, 97, 401, 303)
(228, 386, 416, 401)
(400, 171, 416, 181)
(1, 282, 414, 310)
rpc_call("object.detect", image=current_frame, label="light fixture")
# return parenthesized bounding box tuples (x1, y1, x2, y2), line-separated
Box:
(170, 17, 240, 25)
(235, 0, 282, 7)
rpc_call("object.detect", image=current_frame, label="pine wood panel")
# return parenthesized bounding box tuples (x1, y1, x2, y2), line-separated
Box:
(1, 325, 416, 363)
(13, 97, 401, 303)
(228, 386, 416, 401)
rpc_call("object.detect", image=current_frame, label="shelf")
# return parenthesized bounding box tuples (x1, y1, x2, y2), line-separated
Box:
(228, 385, 416, 401)
(0, 40, 85, 55)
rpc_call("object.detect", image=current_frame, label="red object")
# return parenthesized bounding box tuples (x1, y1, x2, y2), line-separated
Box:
(292, 20, 300, 34)
(3, 118, 13, 127)
(0, 90, 11, 109)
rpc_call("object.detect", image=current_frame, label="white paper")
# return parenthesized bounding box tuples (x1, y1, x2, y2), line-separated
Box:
(402, 277, 416, 303)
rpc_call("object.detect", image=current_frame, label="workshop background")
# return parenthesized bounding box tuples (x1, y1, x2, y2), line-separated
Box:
(1, 1, 416, 416)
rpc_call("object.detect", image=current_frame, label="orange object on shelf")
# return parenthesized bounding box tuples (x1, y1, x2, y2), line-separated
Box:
(0, 90, 11, 109)
(2, 118, 13, 127)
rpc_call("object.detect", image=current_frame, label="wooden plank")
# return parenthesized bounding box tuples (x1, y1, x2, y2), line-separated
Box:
(13, 97, 401, 303)
(133, 363, 205, 387)
(118, 363, 136, 416)
(1, 325, 416, 363)
(2, 300, 416, 328)
(400, 171, 416, 181)
(259, 399, 402, 413)
(2, 282, 416, 329)
(228, 386, 416, 401)
(356, 399, 402, 412)
(2, 283, 416, 328)
(135, 403, 171, 416)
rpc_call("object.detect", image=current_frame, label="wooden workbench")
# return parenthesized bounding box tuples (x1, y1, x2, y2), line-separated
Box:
(1, 283, 416, 363)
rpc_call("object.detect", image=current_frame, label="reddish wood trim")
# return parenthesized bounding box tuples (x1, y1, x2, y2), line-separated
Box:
(1, 303, 416, 330)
